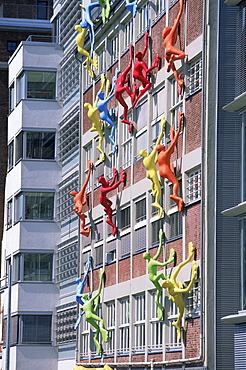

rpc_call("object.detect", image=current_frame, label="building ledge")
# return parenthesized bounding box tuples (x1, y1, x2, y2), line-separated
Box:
(224, 0, 242, 5)
(222, 201, 246, 217)
(222, 91, 246, 112)
(0, 17, 52, 31)
(222, 311, 246, 324)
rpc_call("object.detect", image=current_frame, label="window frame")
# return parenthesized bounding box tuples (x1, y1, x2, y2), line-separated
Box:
(186, 167, 201, 203)
(133, 293, 146, 352)
(118, 297, 130, 354)
(14, 251, 54, 282)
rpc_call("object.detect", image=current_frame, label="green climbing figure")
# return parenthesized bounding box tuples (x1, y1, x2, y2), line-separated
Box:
(143, 229, 175, 320)
(99, 0, 110, 24)
(81, 268, 108, 354)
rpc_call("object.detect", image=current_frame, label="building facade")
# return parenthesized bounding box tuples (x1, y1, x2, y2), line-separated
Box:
(0, 0, 245, 370)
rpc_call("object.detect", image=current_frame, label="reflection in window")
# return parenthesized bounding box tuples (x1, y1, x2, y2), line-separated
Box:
(15, 191, 54, 221)
(37, 1, 48, 20)
(15, 252, 53, 282)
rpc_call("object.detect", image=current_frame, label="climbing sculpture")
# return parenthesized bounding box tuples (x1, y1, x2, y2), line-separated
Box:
(99, 168, 125, 236)
(162, 0, 186, 95)
(143, 229, 175, 320)
(157, 111, 184, 212)
(162, 242, 197, 339)
(132, 32, 159, 108)
(139, 116, 165, 218)
(70, 159, 92, 236)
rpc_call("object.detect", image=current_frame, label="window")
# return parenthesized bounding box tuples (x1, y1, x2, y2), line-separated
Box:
(95, 220, 104, 242)
(7, 41, 18, 52)
(136, 100, 148, 130)
(17, 72, 25, 102)
(123, 19, 133, 52)
(186, 168, 201, 203)
(81, 317, 90, 357)
(59, 109, 79, 164)
(166, 300, 181, 351)
(188, 58, 202, 95)
(133, 294, 145, 352)
(59, 0, 81, 46)
(138, 2, 150, 37)
(135, 226, 146, 252)
(121, 233, 131, 257)
(7, 141, 14, 170)
(110, 33, 119, 65)
(96, 245, 103, 266)
(56, 238, 78, 283)
(7, 199, 13, 229)
(21, 315, 52, 344)
(149, 291, 163, 351)
(15, 130, 55, 163)
(121, 117, 132, 169)
(14, 252, 53, 282)
(170, 78, 183, 131)
(241, 218, 246, 310)
(9, 83, 15, 112)
(15, 191, 54, 222)
(135, 129, 147, 161)
(56, 304, 77, 344)
(106, 240, 116, 263)
(151, 218, 163, 246)
(57, 172, 79, 222)
(37, 1, 48, 20)
(185, 281, 201, 317)
(59, 52, 80, 100)
(97, 48, 106, 74)
(168, 212, 182, 240)
(105, 302, 115, 354)
(27, 71, 56, 99)
(156, 0, 166, 16)
(120, 205, 131, 230)
(135, 197, 146, 223)
(118, 298, 130, 354)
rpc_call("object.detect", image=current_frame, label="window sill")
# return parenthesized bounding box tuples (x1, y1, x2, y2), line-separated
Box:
(185, 198, 201, 208)
(166, 345, 182, 353)
(166, 235, 182, 243)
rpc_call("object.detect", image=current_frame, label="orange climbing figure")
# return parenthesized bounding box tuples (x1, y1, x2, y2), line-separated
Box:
(162, 242, 197, 339)
(157, 111, 184, 212)
(114, 44, 136, 133)
(132, 32, 159, 108)
(143, 229, 175, 320)
(84, 74, 106, 162)
(139, 116, 165, 218)
(70, 160, 92, 236)
(99, 168, 125, 236)
(162, 0, 186, 95)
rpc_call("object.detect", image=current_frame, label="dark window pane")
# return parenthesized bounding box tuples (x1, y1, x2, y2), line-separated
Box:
(22, 315, 51, 343)
(25, 192, 54, 220)
(27, 71, 56, 99)
(37, 1, 48, 20)
(15, 132, 23, 163)
(8, 141, 14, 169)
(23, 253, 53, 281)
(26, 131, 55, 159)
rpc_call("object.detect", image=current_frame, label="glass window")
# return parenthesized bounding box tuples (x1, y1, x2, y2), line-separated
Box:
(37, 1, 48, 20)
(8, 141, 14, 170)
(97, 48, 106, 75)
(105, 302, 115, 354)
(7, 199, 13, 229)
(186, 168, 201, 203)
(123, 19, 133, 52)
(7, 41, 18, 52)
(56, 304, 77, 344)
(56, 238, 78, 283)
(169, 212, 182, 240)
(156, 0, 166, 16)
(133, 294, 145, 352)
(138, 2, 150, 36)
(121, 233, 131, 257)
(121, 118, 132, 169)
(120, 205, 131, 229)
(166, 300, 181, 351)
(15, 132, 23, 163)
(27, 71, 56, 99)
(119, 298, 130, 354)
(9, 83, 15, 113)
(23, 253, 53, 281)
(110, 33, 119, 65)
(188, 58, 202, 96)
(17, 72, 25, 103)
(149, 291, 163, 351)
(21, 315, 52, 344)
(26, 131, 55, 159)
(25, 192, 54, 220)
(135, 197, 146, 223)
(136, 130, 147, 161)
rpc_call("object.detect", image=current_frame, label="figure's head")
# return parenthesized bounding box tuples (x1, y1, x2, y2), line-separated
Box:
(162, 279, 172, 288)
(70, 190, 78, 197)
(139, 149, 147, 158)
(156, 144, 165, 153)
(75, 24, 82, 32)
(162, 27, 171, 39)
(98, 91, 105, 99)
(143, 252, 150, 260)
(84, 102, 91, 109)
(135, 51, 143, 60)
(76, 277, 81, 284)
(80, 20, 88, 29)
(98, 176, 107, 186)
(82, 293, 89, 300)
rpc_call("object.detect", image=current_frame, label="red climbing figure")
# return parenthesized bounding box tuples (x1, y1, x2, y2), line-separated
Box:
(162, 0, 186, 95)
(70, 159, 92, 236)
(132, 32, 159, 108)
(114, 44, 135, 133)
(99, 168, 125, 236)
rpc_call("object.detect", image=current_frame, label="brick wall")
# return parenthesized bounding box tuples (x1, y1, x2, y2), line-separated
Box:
(185, 91, 202, 154)
(118, 257, 130, 283)
(186, 202, 201, 260)
(105, 261, 116, 286)
(187, 0, 203, 45)
(185, 317, 201, 358)
(132, 251, 146, 278)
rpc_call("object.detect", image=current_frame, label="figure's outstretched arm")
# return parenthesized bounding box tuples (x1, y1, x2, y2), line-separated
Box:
(82, 160, 93, 204)
(95, 74, 106, 106)
(173, 261, 197, 293)
(155, 116, 165, 149)
(123, 43, 133, 78)
(167, 112, 183, 154)
(171, 242, 194, 283)
(108, 167, 117, 187)
(142, 31, 149, 58)
(171, 0, 184, 35)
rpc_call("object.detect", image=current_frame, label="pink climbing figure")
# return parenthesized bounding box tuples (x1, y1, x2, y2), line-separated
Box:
(114, 44, 136, 134)
(162, 0, 186, 95)
(70, 160, 93, 236)
(98, 168, 125, 236)
(132, 32, 159, 108)
(157, 111, 184, 212)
